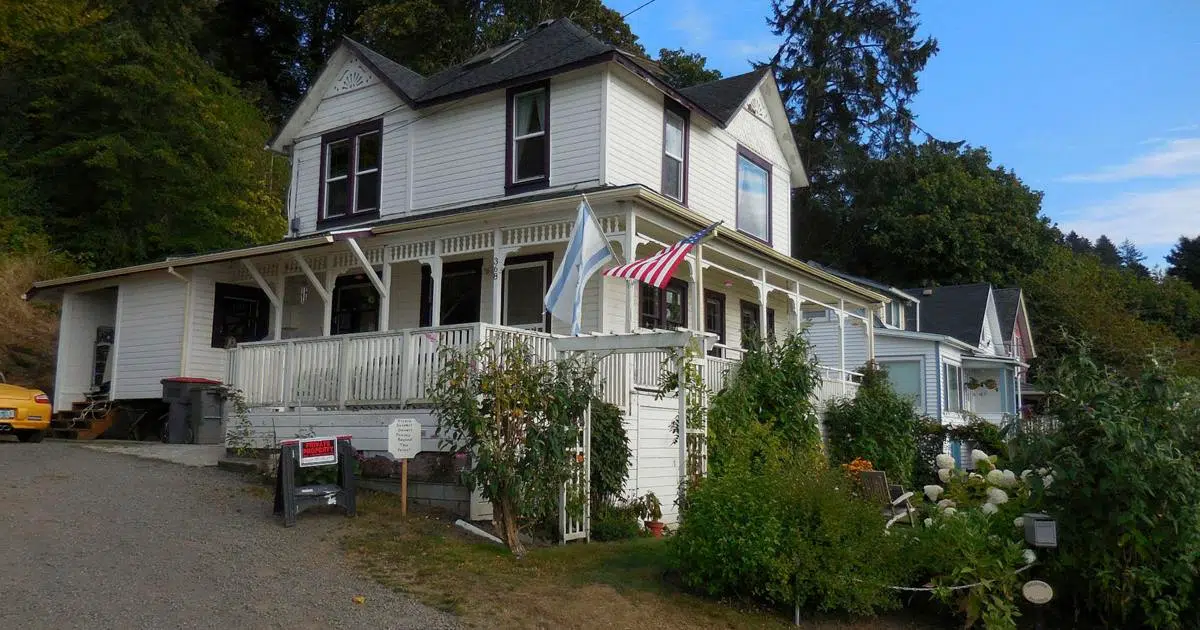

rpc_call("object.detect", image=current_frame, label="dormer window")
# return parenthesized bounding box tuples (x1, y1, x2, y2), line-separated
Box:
(662, 100, 688, 202)
(736, 146, 771, 243)
(319, 120, 382, 226)
(507, 81, 550, 193)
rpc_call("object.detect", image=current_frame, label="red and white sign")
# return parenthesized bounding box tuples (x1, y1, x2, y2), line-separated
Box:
(298, 437, 338, 467)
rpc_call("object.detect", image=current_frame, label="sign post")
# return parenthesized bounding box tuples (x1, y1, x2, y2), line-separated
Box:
(387, 418, 422, 516)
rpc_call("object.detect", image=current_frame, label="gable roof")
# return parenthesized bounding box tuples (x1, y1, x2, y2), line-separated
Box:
(991, 288, 1021, 341)
(679, 68, 772, 124)
(903, 283, 993, 347)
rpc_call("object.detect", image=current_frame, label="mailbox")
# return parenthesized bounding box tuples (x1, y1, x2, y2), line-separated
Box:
(1023, 512, 1058, 548)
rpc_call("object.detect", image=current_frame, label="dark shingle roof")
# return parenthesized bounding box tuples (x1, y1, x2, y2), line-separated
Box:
(903, 284, 993, 346)
(992, 288, 1021, 341)
(679, 67, 771, 124)
(804, 261, 919, 304)
(342, 37, 426, 100)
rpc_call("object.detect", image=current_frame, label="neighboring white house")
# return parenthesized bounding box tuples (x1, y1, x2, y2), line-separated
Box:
(28, 19, 890, 523)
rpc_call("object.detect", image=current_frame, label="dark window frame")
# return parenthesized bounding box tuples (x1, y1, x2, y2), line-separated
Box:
(317, 119, 383, 229)
(505, 80, 551, 195)
(735, 145, 772, 245)
(639, 278, 689, 330)
(501, 252, 554, 332)
(703, 289, 725, 357)
(420, 259, 484, 326)
(739, 299, 776, 348)
(211, 283, 270, 348)
(331, 272, 381, 335)
(662, 98, 690, 204)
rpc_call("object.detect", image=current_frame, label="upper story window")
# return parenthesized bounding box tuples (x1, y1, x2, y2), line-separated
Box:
(662, 101, 688, 202)
(944, 363, 963, 411)
(736, 146, 771, 243)
(319, 120, 382, 226)
(507, 81, 550, 193)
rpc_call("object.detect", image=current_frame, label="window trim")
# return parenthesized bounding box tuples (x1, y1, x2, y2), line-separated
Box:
(505, 80, 551, 195)
(661, 98, 689, 204)
(211, 282, 270, 348)
(703, 289, 726, 357)
(944, 362, 964, 412)
(878, 357, 925, 411)
(317, 120, 383, 229)
(420, 259, 484, 327)
(739, 299, 774, 348)
(501, 252, 554, 332)
(735, 145, 772, 245)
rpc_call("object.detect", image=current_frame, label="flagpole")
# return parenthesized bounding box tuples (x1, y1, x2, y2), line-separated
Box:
(581, 193, 624, 266)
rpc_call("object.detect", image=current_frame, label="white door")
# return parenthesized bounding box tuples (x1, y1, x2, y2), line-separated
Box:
(503, 260, 549, 331)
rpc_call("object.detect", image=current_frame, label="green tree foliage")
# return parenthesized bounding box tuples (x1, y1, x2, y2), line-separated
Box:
(1015, 345, 1200, 628)
(1166, 234, 1200, 290)
(431, 342, 595, 557)
(1093, 234, 1121, 267)
(0, 0, 287, 269)
(823, 363, 920, 485)
(1062, 230, 1093, 256)
(356, 0, 642, 77)
(674, 468, 904, 615)
(706, 332, 823, 477)
(841, 140, 1054, 287)
(655, 47, 722, 88)
(589, 399, 630, 508)
(1118, 238, 1150, 277)
(768, 0, 938, 260)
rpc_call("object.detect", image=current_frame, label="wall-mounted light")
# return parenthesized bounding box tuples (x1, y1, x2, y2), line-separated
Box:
(723, 280, 734, 288)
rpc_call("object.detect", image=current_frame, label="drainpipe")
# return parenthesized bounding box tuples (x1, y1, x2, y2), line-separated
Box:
(167, 267, 192, 376)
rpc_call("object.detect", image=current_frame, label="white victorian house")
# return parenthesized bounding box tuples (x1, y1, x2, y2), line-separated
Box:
(29, 20, 889, 522)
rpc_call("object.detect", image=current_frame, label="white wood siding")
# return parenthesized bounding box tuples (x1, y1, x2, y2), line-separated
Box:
(625, 392, 683, 525)
(290, 137, 322, 235)
(874, 335, 941, 418)
(411, 92, 506, 209)
(186, 265, 236, 382)
(549, 71, 603, 187)
(54, 288, 117, 409)
(605, 70, 663, 191)
(379, 114, 410, 221)
(799, 317, 869, 373)
(113, 273, 186, 399)
(304, 77, 404, 138)
(389, 260, 424, 330)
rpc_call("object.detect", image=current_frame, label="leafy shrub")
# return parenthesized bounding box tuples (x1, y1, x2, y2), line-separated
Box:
(1016, 346, 1200, 628)
(913, 416, 1008, 486)
(590, 502, 642, 541)
(707, 332, 823, 477)
(673, 467, 904, 615)
(589, 399, 629, 508)
(824, 363, 921, 486)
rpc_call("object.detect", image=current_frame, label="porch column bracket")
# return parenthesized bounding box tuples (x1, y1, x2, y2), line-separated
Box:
(344, 238, 386, 296)
(241, 260, 280, 306)
(291, 253, 330, 303)
(490, 231, 522, 325)
(419, 256, 443, 327)
(757, 268, 768, 333)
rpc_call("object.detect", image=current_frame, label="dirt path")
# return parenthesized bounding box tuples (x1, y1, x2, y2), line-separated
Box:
(0, 440, 460, 630)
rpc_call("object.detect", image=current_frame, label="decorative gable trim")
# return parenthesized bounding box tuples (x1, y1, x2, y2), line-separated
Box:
(330, 58, 377, 95)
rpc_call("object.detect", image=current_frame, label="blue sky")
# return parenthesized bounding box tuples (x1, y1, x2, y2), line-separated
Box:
(615, 0, 1200, 265)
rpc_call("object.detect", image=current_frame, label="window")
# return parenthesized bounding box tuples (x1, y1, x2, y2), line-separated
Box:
(507, 82, 550, 193)
(502, 253, 553, 332)
(662, 101, 688, 202)
(703, 290, 725, 357)
(739, 301, 775, 347)
(421, 260, 483, 326)
(211, 283, 270, 348)
(736, 146, 771, 242)
(640, 279, 688, 330)
(319, 121, 382, 226)
(884, 302, 903, 328)
(801, 307, 829, 322)
(944, 363, 963, 411)
(331, 274, 380, 335)
(881, 360, 923, 410)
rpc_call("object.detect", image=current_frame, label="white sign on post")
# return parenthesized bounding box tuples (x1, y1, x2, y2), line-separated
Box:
(387, 418, 422, 460)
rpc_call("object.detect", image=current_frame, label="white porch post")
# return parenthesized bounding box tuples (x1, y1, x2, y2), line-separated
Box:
(322, 269, 334, 336)
(866, 304, 876, 360)
(757, 268, 768, 337)
(241, 260, 281, 340)
(624, 204, 637, 332)
(380, 262, 392, 331)
(789, 293, 803, 333)
(273, 263, 285, 340)
(490, 229, 521, 326)
(420, 257, 444, 326)
(677, 352, 689, 488)
(692, 245, 703, 331)
(291, 253, 332, 335)
(837, 298, 847, 395)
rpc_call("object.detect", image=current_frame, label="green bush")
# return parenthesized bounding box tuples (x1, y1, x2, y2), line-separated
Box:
(913, 416, 1008, 487)
(673, 468, 904, 615)
(1018, 347, 1200, 628)
(590, 502, 642, 541)
(824, 363, 921, 486)
(589, 399, 630, 507)
(707, 332, 824, 477)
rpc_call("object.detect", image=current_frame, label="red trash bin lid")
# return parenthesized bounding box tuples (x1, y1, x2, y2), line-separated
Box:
(161, 377, 223, 384)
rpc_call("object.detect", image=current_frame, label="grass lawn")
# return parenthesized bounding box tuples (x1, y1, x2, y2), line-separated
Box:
(341, 490, 944, 630)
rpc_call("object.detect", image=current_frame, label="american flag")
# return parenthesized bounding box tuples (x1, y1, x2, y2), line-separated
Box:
(603, 222, 720, 288)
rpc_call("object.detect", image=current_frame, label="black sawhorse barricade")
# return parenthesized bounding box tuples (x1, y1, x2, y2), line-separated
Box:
(273, 436, 357, 527)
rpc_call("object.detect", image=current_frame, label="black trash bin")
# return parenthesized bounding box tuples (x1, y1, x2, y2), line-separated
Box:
(161, 377, 223, 444)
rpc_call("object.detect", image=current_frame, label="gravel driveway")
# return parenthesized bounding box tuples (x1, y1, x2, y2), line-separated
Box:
(0, 441, 461, 630)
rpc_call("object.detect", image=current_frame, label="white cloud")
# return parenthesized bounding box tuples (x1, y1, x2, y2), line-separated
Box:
(670, 2, 712, 47)
(726, 38, 778, 61)
(1060, 138, 1200, 182)
(1057, 182, 1200, 246)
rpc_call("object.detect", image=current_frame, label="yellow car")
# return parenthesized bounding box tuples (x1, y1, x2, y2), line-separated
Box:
(0, 381, 51, 442)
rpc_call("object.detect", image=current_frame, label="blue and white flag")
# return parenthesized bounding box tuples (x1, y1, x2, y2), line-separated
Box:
(544, 199, 616, 335)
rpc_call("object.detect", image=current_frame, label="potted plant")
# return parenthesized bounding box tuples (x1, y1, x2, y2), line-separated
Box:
(633, 492, 664, 537)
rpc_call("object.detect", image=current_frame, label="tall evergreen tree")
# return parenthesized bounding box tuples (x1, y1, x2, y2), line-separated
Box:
(1167, 235, 1200, 290)
(1063, 230, 1094, 256)
(768, 0, 938, 261)
(1094, 235, 1122, 268)
(1118, 238, 1150, 277)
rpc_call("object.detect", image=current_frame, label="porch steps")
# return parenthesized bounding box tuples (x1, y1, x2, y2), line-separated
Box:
(49, 402, 116, 441)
